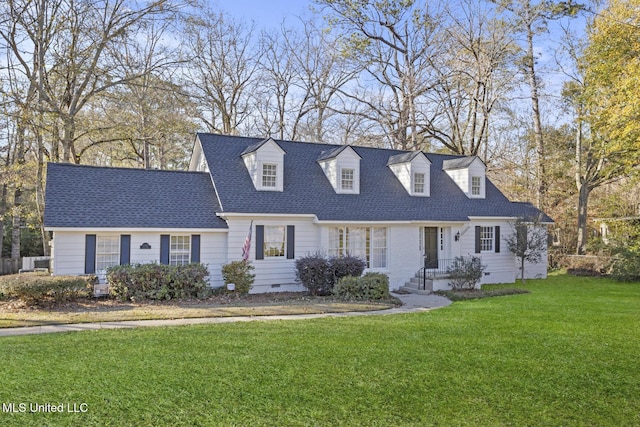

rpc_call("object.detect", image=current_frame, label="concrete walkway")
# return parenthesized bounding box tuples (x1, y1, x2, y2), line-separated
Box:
(0, 293, 451, 337)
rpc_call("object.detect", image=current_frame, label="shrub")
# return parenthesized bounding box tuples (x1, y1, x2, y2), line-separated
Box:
(221, 260, 255, 295)
(0, 273, 93, 306)
(557, 255, 612, 277)
(329, 255, 366, 284)
(333, 273, 390, 301)
(107, 263, 210, 301)
(610, 246, 640, 282)
(295, 253, 332, 296)
(295, 253, 367, 296)
(446, 256, 486, 290)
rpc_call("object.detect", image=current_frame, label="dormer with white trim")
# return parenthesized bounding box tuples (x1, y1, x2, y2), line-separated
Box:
(317, 145, 361, 194)
(241, 138, 286, 192)
(387, 151, 431, 197)
(443, 156, 486, 199)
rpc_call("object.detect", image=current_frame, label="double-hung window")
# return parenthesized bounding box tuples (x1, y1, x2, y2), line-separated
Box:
(480, 226, 494, 252)
(264, 226, 286, 257)
(262, 163, 277, 188)
(96, 236, 119, 271)
(341, 168, 354, 191)
(170, 236, 190, 265)
(414, 173, 425, 194)
(471, 176, 482, 196)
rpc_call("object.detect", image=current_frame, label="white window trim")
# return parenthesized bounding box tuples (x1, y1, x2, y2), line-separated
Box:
(263, 226, 286, 258)
(480, 226, 494, 252)
(261, 163, 278, 189)
(96, 235, 119, 272)
(471, 176, 482, 197)
(170, 235, 191, 266)
(413, 172, 426, 194)
(340, 167, 355, 192)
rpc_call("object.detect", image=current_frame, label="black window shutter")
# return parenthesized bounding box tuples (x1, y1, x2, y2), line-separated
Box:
(255, 225, 264, 260)
(120, 235, 131, 265)
(495, 226, 501, 253)
(160, 235, 170, 265)
(191, 235, 201, 263)
(475, 226, 481, 253)
(85, 234, 96, 274)
(286, 226, 295, 259)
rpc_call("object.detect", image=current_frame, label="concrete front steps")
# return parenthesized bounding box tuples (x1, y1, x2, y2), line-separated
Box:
(399, 273, 433, 294)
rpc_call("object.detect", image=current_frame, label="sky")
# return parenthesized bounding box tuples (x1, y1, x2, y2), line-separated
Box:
(216, 0, 315, 28)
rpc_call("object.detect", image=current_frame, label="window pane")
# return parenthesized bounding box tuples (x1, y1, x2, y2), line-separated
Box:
(481, 226, 494, 252)
(414, 173, 425, 193)
(262, 164, 277, 187)
(264, 226, 285, 257)
(96, 236, 119, 271)
(341, 168, 354, 190)
(371, 227, 387, 269)
(170, 235, 190, 265)
(472, 176, 481, 195)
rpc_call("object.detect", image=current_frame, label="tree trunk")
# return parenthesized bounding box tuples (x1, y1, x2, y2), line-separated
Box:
(525, 17, 546, 211)
(576, 182, 590, 255)
(62, 116, 75, 163)
(11, 189, 21, 259)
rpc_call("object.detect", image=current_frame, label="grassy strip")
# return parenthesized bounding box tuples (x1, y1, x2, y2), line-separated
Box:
(0, 272, 638, 426)
(435, 287, 530, 301)
(0, 300, 395, 329)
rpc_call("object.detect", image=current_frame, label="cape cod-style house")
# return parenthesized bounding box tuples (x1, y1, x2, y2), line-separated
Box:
(44, 133, 552, 293)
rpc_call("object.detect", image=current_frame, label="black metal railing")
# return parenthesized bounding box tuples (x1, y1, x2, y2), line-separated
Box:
(418, 258, 459, 290)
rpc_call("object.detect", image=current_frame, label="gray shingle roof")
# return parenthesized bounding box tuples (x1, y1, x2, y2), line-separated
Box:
(442, 156, 483, 170)
(386, 151, 427, 165)
(44, 163, 227, 229)
(317, 145, 360, 161)
(197, 133, 553, 222)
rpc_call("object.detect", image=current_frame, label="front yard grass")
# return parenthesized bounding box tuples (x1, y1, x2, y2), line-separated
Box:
(0, 272, 638, 426)
(0, 295, 396, 328)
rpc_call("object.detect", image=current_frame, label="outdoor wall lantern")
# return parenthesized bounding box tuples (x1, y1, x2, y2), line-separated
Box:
(455, 231, 460, 241)
(140, 243, 151, 249)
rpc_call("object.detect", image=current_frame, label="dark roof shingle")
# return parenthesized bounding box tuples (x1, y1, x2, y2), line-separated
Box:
(44, 163, 226, 229)
(197, 133, 552, 222)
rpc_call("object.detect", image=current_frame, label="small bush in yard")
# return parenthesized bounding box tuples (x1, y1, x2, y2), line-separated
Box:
(107, 263, 210, 301)
(333, 273, 390, 300)
(610, 246, 640, 282)
(296, 253, 332, 296)
(221, 260, 255, 295)
(447, 256, 486, 290)
(0, 273, 93, 306)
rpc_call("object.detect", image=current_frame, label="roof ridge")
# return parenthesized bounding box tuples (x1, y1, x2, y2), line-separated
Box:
(47, 162, 209, 175)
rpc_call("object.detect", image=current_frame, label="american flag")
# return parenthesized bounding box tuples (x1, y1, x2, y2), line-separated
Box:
(242, 221, 253, 261)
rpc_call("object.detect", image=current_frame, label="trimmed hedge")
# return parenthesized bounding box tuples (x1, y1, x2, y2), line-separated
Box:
(0, 273, 94, 306)
(107, 263, 210, 301)
(610, 247, 640, 282)
(333, 273, 390, 301)
(295, 253, 366, 296)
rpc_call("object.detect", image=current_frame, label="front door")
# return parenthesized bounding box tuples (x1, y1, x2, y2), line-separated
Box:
(424, 227, 438, 269)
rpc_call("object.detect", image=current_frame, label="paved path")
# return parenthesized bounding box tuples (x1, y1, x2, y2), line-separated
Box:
(0, 293, 451, 337)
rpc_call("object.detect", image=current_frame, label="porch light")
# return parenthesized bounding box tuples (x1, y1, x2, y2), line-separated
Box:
(455, 231, 460, 241)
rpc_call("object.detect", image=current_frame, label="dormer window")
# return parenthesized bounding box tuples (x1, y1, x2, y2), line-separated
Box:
(241, 138, 285, 192)
(413, 173, 425, 194)
(341, 168, 354, 191)
(387, 151, 431, 197)
(443, 156, 486, 199)
(317, 145, 361, 194)
(471, 176, 482, 196)
(262, 163, 277, 188)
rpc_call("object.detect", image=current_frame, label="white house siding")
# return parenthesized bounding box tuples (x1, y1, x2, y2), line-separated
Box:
(459, 220, 518, 285)
(224, 215, 319, 293)
(50, 230, 228, 287)
(387, 225, 422, 290)
(50, 231, 86, 276)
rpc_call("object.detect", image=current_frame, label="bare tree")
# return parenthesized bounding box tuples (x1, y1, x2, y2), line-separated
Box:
(182, 9, 261, 135)
(505, 216, 549, 283)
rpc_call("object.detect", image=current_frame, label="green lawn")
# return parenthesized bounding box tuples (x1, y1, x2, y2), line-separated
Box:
(1, 273, 638, 426)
